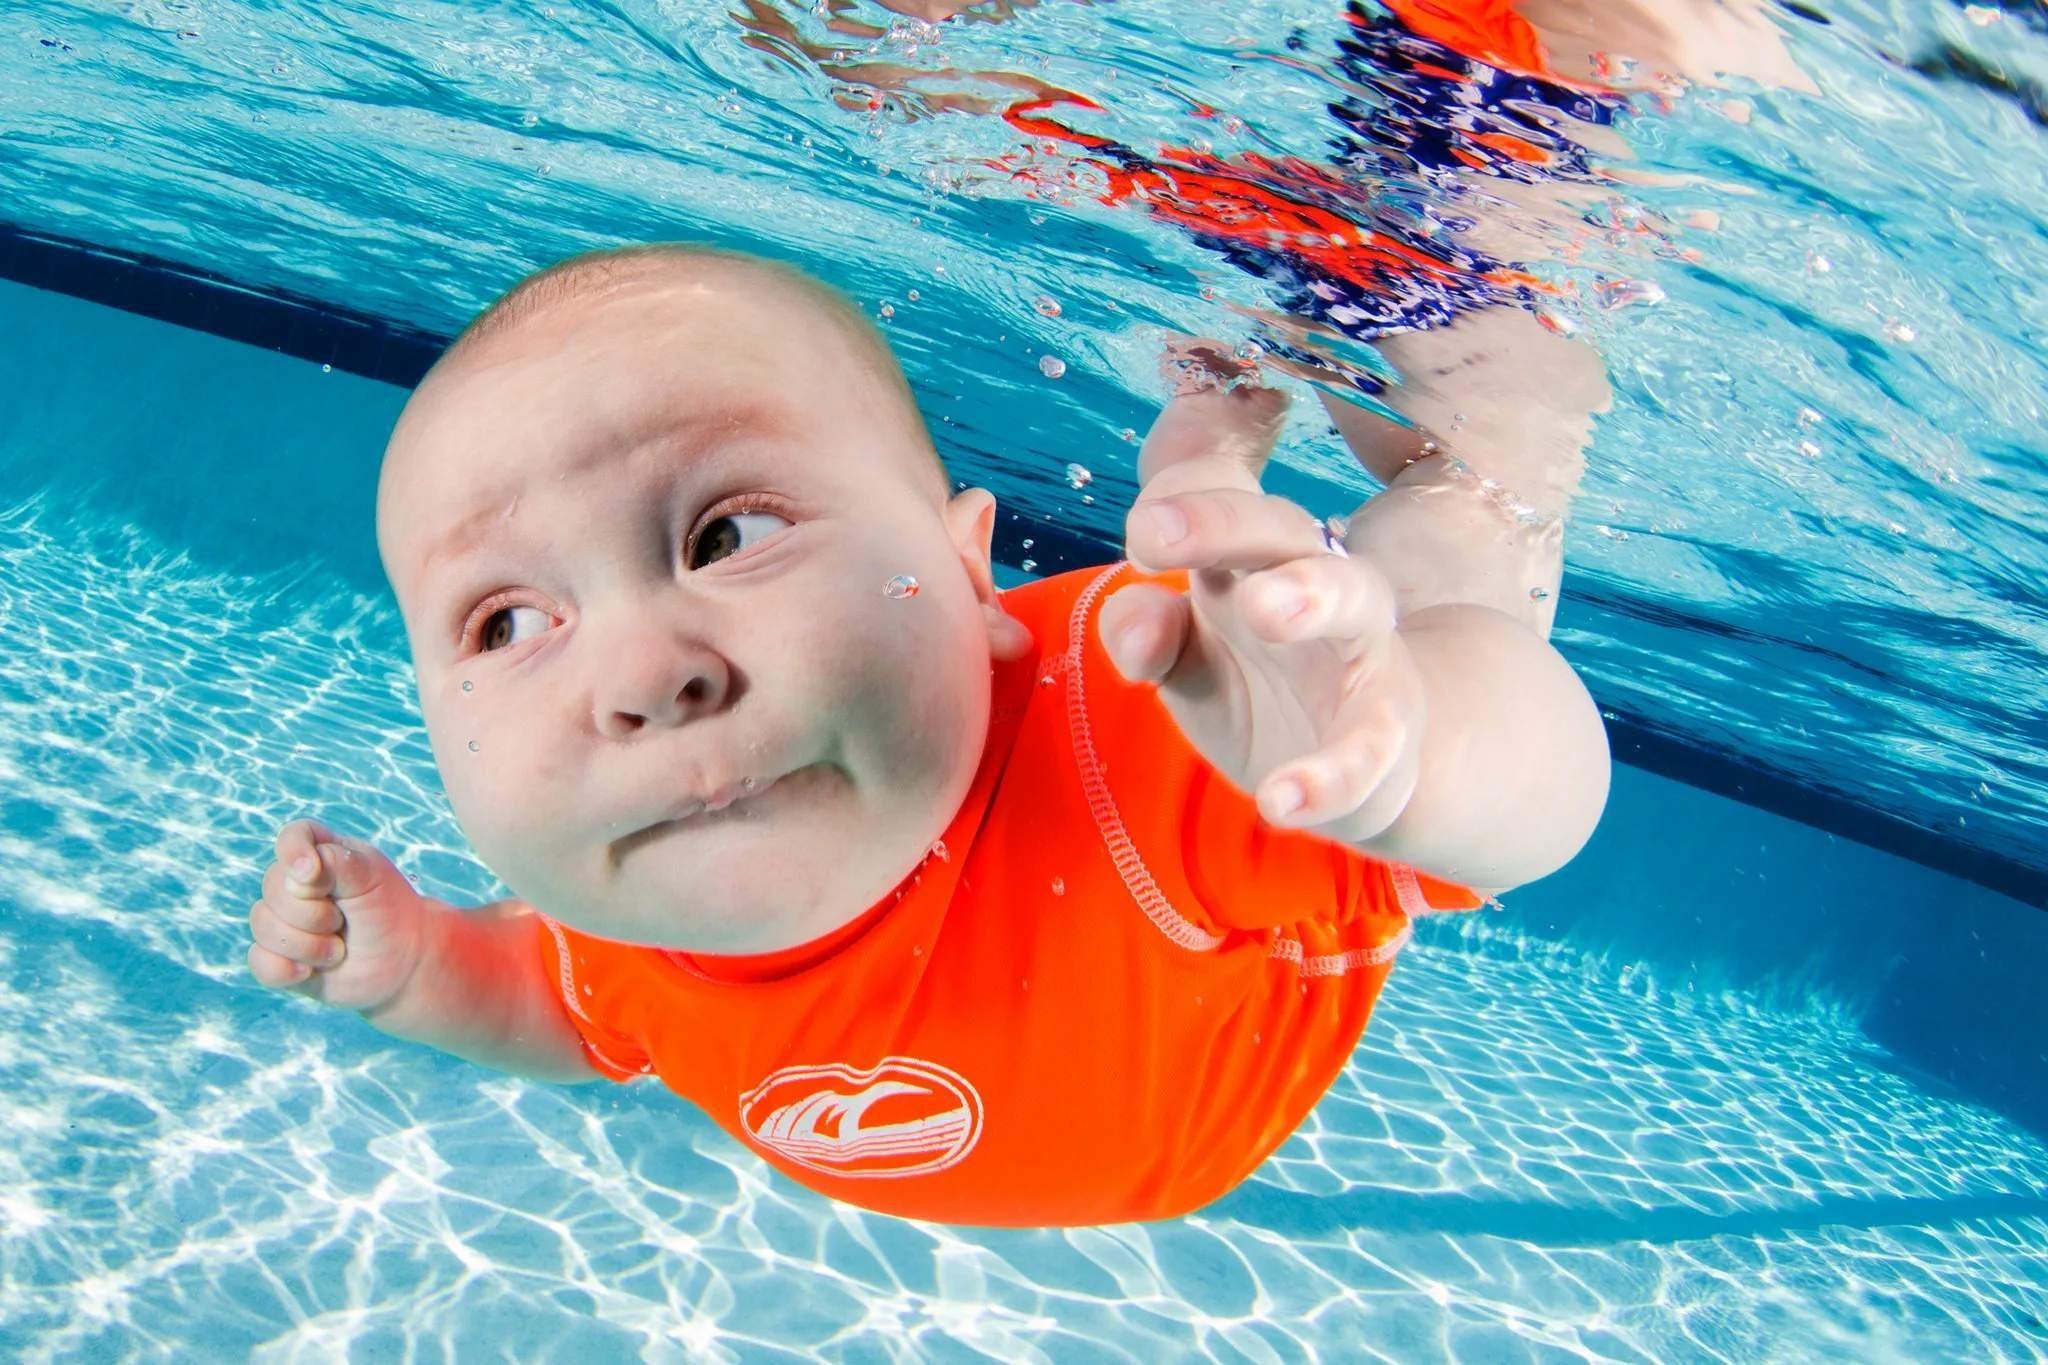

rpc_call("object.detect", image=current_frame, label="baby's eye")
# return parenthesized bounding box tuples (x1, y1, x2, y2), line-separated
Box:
(688, 509, 790, 569)
(479, 604, 551, 653)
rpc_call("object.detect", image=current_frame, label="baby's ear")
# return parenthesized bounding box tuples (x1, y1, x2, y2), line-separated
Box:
(943, 488, 1034, 662)
(942, 487, 1001, 605)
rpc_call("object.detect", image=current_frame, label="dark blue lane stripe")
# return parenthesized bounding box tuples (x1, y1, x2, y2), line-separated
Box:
(0, 221, 445, 386)
(2, 219, 2039, 908)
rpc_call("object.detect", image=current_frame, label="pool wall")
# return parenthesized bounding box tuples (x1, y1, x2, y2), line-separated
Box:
(5, 272, 2043, 1142)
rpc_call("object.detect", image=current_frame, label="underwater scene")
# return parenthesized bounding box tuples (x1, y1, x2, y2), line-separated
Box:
(0, 0, 2044, 1358)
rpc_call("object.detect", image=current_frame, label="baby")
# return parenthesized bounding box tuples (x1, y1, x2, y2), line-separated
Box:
(245, 245, 1610, 1226)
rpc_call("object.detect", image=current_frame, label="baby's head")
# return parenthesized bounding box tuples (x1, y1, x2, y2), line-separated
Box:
(377, 245, 1031, 952)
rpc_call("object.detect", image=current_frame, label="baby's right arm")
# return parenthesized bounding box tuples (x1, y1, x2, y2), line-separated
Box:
(249, 820, 599, 1085)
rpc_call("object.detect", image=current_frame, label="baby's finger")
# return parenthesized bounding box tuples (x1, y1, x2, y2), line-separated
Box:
(1129, 490, 1325, 575)
(274, 818, 338, 892)
(1240, 554, 1396, 648)
(248, 942, 317, 990)
(250, 899, 346, 972)
(261, 861, 344, 934)
(1259, 725, 1406, 830)
(1099, 582, 1193, 685)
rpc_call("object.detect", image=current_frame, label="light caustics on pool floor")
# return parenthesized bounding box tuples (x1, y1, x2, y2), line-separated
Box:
(0, 497, 2042, 1360)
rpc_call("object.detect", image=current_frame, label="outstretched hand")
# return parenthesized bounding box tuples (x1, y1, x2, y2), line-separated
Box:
(1100, 345, 1425, 843)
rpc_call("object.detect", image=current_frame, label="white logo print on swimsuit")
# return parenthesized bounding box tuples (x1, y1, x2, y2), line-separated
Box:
(738, 1057, 984, 1179)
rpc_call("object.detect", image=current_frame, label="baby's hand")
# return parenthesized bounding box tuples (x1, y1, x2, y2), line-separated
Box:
(1103, 356, 1425, 843)
(247, 819, 433, 1015)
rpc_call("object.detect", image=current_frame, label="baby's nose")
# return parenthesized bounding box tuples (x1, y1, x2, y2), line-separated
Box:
(595, 640, 732, 737)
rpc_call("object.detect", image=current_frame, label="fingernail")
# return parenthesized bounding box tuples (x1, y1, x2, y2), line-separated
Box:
(291, 854, 317, 883)
(1264, 583, 1307, 621)
(1143, 502, 1188, 545)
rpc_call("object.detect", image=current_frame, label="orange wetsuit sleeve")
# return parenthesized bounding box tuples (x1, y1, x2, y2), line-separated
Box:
(530, 912, 653, 1083)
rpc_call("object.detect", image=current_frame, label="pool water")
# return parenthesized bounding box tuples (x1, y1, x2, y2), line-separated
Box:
(2, 0, 2046, 1358)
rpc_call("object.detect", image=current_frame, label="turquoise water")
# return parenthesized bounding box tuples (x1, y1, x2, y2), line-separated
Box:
(2, 0, 2047, 1357)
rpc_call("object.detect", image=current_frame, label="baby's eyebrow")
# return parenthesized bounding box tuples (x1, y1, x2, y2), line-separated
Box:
(415, 400, 792, 582)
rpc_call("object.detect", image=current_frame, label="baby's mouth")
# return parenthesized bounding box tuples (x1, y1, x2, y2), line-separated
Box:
(612, 762, 831, 858)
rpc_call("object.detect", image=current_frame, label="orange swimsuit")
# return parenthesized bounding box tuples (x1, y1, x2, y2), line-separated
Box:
(533, 563, 1481, 1226)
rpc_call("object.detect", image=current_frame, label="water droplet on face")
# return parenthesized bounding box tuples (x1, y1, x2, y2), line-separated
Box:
(741, 776, 756, 791)
(462, 680, 474, 692)
(1064, 462, 1092, 490)
(1034, 294, 1061, 317)
(883, 574, 920, 599)
(1039, 355, 1066, 380)
(1528, 587, 1550, 601)
(467, 740, 480, 753)
(1050, 877, 1065, 896)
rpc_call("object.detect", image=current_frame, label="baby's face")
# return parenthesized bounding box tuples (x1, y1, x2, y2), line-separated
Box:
(378, 271, 1008, 952)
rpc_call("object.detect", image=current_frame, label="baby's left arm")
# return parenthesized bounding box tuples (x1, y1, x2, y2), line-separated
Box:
(1101, 383, 1610, 895)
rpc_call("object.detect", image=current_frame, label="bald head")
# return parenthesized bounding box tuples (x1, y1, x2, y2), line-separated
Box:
(429, 244, 949, 503)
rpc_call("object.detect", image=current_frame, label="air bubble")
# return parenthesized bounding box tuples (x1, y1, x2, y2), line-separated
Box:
(1798, 407, 1823, 426)
(883, 574, 920, 599)
(320, 364, 332, 373)
(1529, 587, 1550, 601)
(1050, 877, 1065, 896)
(1064, 462, 1092, 489)
(467, 740, 480, 753)
(461, 680, 474, 692)
(1806, 252, 1832, 274)
(929, 839, 949, 862)
(1798, 440, 1822, 458)
(1119, 428, 1136, 443)
(1021, 538, 1034, 549)
(1021, 559, 1037, 572)
(1039, 355, 1067, 379)
(879, 303, 895, 319)
(1882, 320, 1916, 344)
(907, 288, 920, 302)
(1597, 278, 1665, 311)
(1034, 295, 1061, 317)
